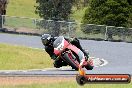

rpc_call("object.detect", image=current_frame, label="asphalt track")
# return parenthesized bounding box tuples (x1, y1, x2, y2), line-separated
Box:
(0, 33, 132, 76)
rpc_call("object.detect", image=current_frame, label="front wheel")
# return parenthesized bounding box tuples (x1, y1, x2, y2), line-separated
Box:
(76, 75, 86, 85)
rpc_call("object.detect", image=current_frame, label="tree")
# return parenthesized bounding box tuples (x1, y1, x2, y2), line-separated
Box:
(127, 0, 132, 5)
(83, 0, 89, 7)
(36, 0, 74, 20)
(35, 0, 75, 36)
(82, 0, 132, 27)
(73, 0, 89, 10)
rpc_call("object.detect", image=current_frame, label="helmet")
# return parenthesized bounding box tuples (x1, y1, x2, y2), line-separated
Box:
(41, 34, 51, 46)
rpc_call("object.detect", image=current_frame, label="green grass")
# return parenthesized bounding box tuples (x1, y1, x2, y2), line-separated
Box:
(0, 43, 53, 70)
(0, 81, 131, 88)
(5, 0, 39, 29)
(7, 0, 39, 18)
(4, 16, 36, 29)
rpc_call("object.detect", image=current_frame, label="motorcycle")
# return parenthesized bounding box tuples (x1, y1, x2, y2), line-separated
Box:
(53, 36, 93, 70)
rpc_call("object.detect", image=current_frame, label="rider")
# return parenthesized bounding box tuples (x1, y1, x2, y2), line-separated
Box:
(41, 34, 93, 70)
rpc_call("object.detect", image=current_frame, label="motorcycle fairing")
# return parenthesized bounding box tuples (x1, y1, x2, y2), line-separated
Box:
(66, 44, 85, 62)
(53, 36, 69, 55)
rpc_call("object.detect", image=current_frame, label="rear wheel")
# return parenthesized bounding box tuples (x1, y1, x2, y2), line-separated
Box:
(63, 52, 78, 70)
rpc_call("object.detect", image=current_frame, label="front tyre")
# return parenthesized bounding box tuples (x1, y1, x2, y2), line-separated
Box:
(76, 75, 86, 85)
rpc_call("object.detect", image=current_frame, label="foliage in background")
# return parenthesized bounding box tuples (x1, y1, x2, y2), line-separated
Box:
(6, 0, 88, 22)
(73, 0, 89, 9)
(82, 0, 132, 28)
(35, 0, 81, 36)
(6, 0, 132, 27)
(128, 13, 132, 27)
(35, 0, 75, 20)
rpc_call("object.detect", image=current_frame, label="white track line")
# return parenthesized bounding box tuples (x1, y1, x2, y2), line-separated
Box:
(90, 57, 108, 67)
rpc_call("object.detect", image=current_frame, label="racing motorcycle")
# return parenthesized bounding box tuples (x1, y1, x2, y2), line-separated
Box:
(53, 36, 93, 70)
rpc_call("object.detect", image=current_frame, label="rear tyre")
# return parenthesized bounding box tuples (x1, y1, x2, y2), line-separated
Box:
(63, 53, 78, 70)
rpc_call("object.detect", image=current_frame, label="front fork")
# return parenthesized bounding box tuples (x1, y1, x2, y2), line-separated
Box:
(79, 57, 94, 76)
(79, 58, 86, 76)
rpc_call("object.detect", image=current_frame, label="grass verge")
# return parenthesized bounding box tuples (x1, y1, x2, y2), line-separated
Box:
(0, 80, 131, 88)
(0, 43, 53, 70)
(7, 0, 39, 18)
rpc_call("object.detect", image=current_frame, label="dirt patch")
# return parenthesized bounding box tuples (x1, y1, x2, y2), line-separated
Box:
(0, 76, 75, 86)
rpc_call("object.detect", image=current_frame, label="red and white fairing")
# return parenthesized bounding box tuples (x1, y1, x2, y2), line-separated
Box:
(53, 36, 87, 69)
(54, 36, 69, 55)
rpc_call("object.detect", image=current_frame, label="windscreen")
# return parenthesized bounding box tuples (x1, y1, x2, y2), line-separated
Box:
(53, 36, 64, 48)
